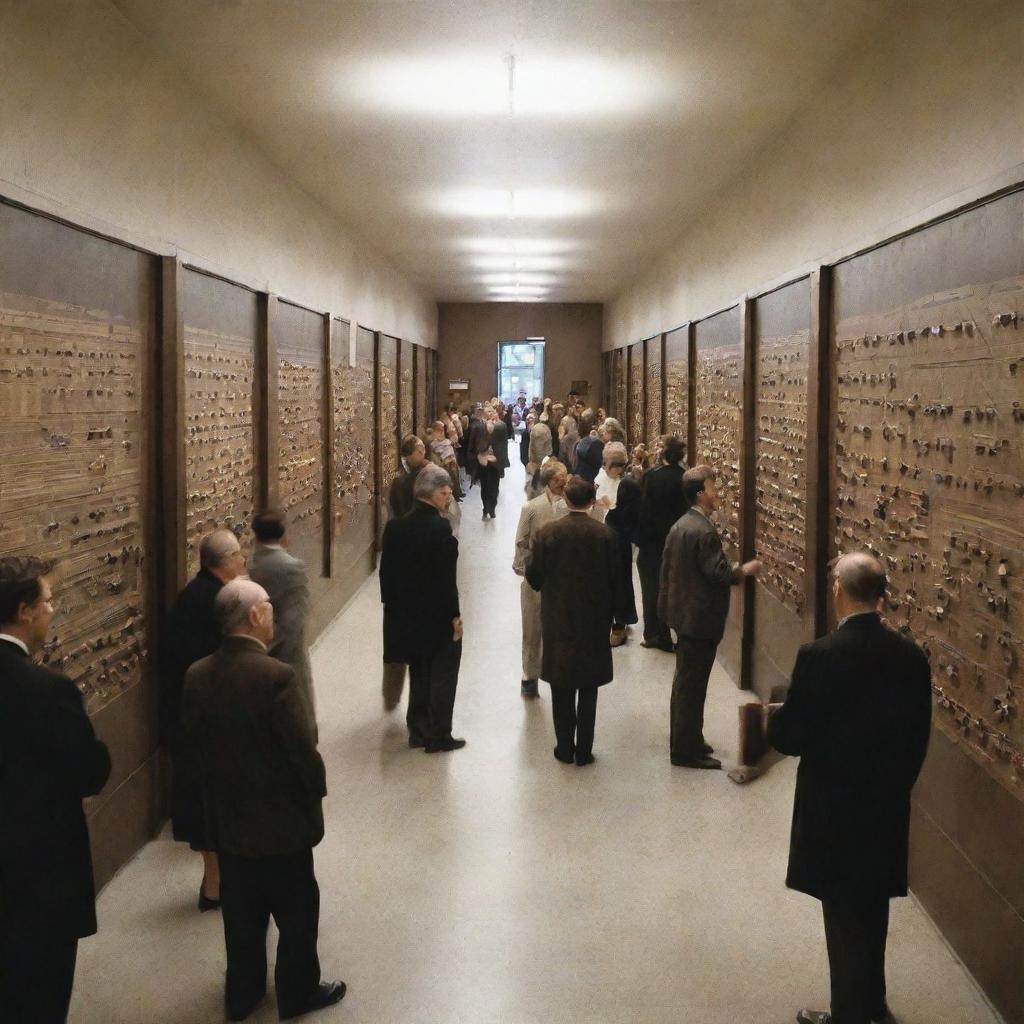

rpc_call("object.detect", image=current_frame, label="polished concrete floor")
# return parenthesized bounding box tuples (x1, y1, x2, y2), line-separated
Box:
(72, 458, 1000, 1024)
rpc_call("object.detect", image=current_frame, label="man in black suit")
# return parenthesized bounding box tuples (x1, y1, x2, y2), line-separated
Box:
(388, 433, 427, 519)
(635, 435, 688, 651)
(526, 476, 619, 766)
(768, 553, 931, 1024)
(163, 528, 246, 911)
(659, 466, 760, 768)
(380, 463, 465, 752)
(0, 555, 112, 1023)
(182, 578, 345, 1021)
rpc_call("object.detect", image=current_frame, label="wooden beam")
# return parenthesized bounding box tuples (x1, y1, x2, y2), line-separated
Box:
(322, 313, 336, 579)
(807, 266, 833, 638)
(255, 293, 279, 509)
(686, 323, 697, 466)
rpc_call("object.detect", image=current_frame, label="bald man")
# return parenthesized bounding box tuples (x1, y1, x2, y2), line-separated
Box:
(163, 528, 247, 910)
(768, 552, 932, 1024)
(182, 579, 344, 1021)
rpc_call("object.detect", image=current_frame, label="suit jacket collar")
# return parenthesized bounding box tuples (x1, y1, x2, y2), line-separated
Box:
(413, 501, 440, 518)
(837, 610, 881, 631)
(0, 634, 30, 657)
(221, 634, 269, 654)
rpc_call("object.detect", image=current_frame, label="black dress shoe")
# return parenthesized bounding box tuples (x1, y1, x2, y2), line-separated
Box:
(575, 753, 596, 766)
(702, 742, 715, 755)
(408, 734, 426, 748)
(640, 639, 675, 652)
(553, 746, 575, 764)
(279, 980, 347, 1020)
(197, 885, 221, 912)
(670, 755, 722, 769)
(424, 736, 467, 753)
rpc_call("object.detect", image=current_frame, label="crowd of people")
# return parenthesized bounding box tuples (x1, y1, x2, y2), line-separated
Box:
(0, 389, 932, 1024)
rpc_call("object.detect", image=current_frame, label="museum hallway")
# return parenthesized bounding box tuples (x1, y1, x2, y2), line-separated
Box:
(69, 460, 998, 1024)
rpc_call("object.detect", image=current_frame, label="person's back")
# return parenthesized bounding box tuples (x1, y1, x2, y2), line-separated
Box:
(575, 433, 604, 483)
(183, 638, 325, 857)
(636, 462, 687, 552)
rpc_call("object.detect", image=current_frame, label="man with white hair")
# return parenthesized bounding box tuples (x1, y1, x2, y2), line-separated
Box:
(513, 459, 568, 698)
(181, 578, 345, 1021)
(380, 463, 466, 752)
(769, 552, 931, 1024)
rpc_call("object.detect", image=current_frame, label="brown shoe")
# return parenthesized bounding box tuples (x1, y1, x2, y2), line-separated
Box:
(609, 627, 627, 647)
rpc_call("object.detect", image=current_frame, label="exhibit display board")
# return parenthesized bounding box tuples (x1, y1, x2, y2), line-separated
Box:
(182, 269, 258, 576)
(831, 193, 1024, 797)
(332, 321, 376, 576)
(627, 340, 645, 447)
(275, 300, 326, 577)
(664, 325, 690, 456)
(376, 332, 399, 543)
(645, 333, 664, 446)
(612, 347, 626, 422)
(0, 202, 153, 715)
(751, 279, 815, 699)
(414, 342, 428, 431)
(398, 338, 414, 438)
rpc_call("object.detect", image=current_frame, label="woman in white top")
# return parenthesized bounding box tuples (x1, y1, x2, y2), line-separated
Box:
(592, 442, 629, 522)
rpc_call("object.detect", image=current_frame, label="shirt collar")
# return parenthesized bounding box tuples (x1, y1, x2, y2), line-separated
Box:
(838, 609, 879, 629)
(0, 633, 31, 656)
(690, 505, 710, 519)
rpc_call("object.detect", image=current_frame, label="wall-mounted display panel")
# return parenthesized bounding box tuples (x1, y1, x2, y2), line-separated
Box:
(427, 347, 439, 421)
(414, 343, 428, 432)
(601, 350, 613, 413)
(831, 192, 1024, 798)
(612, 347, 627, 422)
(645, 334, 665, 445)
(0, 202, 153, 716)
(182, 269, 258, 576)
(664, 326, 690, 454)
(376, 332, 399, 543)
(276, 300, 326, 578)
(398, 338, 414, 438)
(752, 278, 814, 700)
(332, 321, 376, 575)
(627, 340, 645, 447)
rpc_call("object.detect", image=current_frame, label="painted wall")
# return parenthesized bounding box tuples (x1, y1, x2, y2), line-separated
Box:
(0, 0, 437, 347)
(437, 303, 603, 410)
(604, 0, 1024, 348)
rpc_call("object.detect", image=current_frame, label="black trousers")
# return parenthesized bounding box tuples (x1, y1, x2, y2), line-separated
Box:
(219, 848, 321, 1018)
(822, 895, 890, 1024)
(669, 635, 718, 760)
(636, 547, 670, 644)
(408, 636, 462, 742)
(550, 686, 599, 760)
(479, 465, 500, 515)
(0, 922, 77, 1024)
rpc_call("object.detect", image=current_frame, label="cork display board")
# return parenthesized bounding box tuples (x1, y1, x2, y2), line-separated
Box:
(376, 332, 399, 541)
(333, 322, 376, 573)
(182, 270, 257, 576)
(832, 193, 1024, 797)
(0, 203, 152, 713)
(414, 343, 428, 432)
(664, 326, 689, 449)
(628, 340, 645, 446)
(276, 301, 325, 577)
(695, 308, 744, 558)
(398, 338, 414, 438)
(612, 347, 627, 422)
(645, 333, 664, 445)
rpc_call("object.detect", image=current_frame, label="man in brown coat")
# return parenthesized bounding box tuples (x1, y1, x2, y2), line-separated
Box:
(659, 466, 760, 768)
(526, 475, 619, 766)
(181, 578, 344, 1021)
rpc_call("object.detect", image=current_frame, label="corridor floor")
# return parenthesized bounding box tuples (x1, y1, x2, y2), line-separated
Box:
(72, 458, 1000, 1024)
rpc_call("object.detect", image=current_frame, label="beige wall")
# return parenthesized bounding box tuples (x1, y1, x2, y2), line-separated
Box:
(437, 303, 603, 410)
(605, 0, 1024, 348)
(0, 0, 437, 347)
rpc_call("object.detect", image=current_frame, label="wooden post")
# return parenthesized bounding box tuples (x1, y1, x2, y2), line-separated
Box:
(686, 323, 697, 466)
(159, 256, 186, 603)
(739, 297, 757, 689)
(322, 313, 336, 579)
(807, 266, 833, 638)
(255, 293, 279, 509)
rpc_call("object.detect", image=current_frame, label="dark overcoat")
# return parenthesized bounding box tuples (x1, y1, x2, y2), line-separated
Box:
(605, 475, 641, 625)
(181, 635, 326, 858)
(635, 462, 688, 555)
(162, 567, 224, 846)
(0, 639, 111, 939)
(491, 420, 510, 472)
(525, 511, 618, 688)
(767, 613, 932, 899)
(388, 462, 421, 519)
(379, 503, 460, 662)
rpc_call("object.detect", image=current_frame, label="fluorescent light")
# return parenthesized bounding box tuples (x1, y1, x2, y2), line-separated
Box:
(469, 255, 569, 272)
(340, 53, 670, 120)
(431, 188, 596, 220)
(458, 237, 579, 255)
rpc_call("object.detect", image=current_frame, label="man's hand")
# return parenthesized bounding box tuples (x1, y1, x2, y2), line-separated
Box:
(452, 617, 464, 642)
(741, 559, 761, 577)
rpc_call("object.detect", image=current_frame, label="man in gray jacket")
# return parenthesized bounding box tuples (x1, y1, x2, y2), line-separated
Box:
(659, 466, 760, 768)
(249, 509, 316, 736)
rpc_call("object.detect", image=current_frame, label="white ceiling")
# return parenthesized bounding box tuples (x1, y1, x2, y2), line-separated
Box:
(112, 0, 892, 304)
